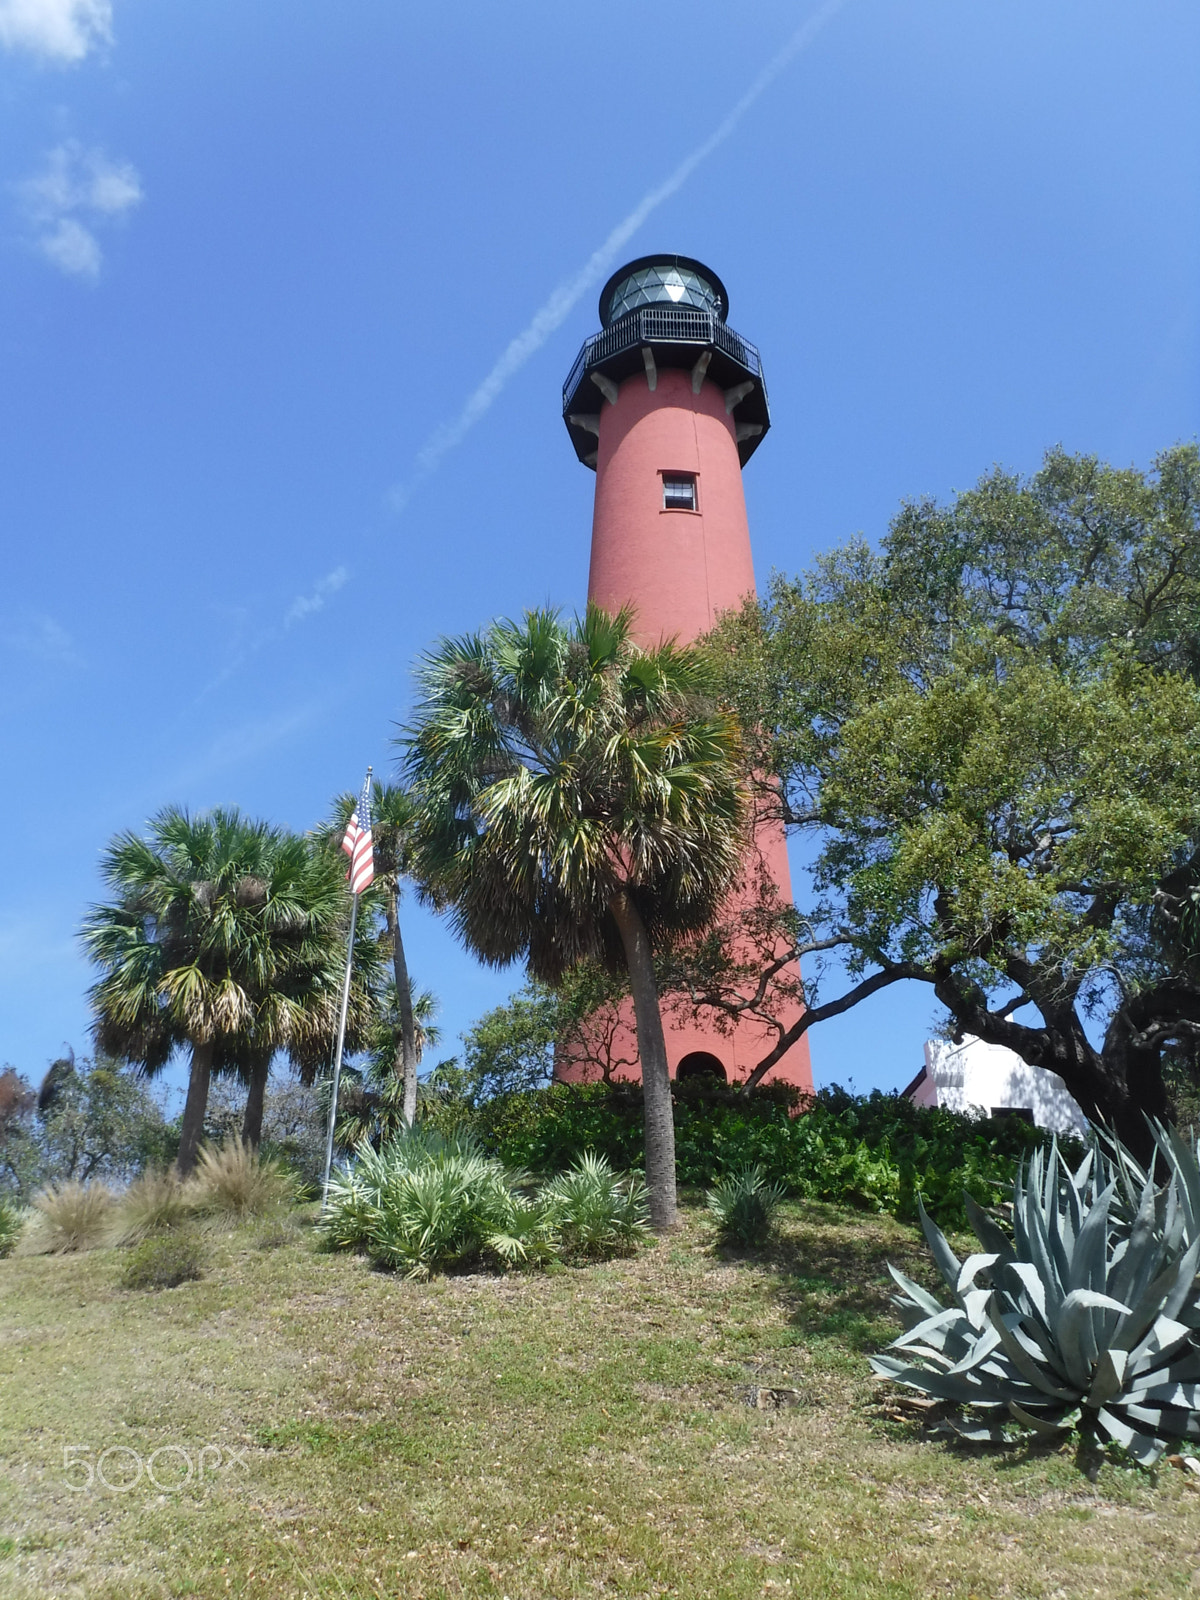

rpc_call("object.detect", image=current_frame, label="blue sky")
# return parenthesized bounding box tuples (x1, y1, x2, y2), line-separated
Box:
(1, 0, 1197, 1098)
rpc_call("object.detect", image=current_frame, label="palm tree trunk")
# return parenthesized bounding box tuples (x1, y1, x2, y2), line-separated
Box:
(387, 897, 420, 1126)
(176, 1039, 214, 1177)
(242, 1058, 269, 1147)
(610, 888, 678, 1231)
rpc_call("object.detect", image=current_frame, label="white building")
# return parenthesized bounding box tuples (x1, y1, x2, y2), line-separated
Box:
(904, 1034, 1089, 1137)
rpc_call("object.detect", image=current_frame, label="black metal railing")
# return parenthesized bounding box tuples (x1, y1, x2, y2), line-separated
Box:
(562, 308, 762, 408)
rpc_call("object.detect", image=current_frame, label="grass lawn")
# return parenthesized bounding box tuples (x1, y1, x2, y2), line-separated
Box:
(3, 1199, 1200, 1598)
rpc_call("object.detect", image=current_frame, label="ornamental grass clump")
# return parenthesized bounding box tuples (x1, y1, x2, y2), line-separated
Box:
(538, 1152, 650, 1260)
(109, 1168, 194, 1245)
(706, 1163, 785, 1247)
(27, 1181, 116, 1254)
(872, 1137, 1200, 1465)
(190, 1136, 298, 1220)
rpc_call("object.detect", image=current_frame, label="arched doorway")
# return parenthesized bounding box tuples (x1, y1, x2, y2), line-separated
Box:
(675, 1051, 727, 1083)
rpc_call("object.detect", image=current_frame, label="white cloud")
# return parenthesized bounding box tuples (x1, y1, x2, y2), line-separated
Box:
(38, 215, 100, 275)
(284, 566, 349, 630)
(0, 0, 111, 62)
(196, 565, 354, 701)
(2, 610, 81, 666)
(18, 139, 142, 279)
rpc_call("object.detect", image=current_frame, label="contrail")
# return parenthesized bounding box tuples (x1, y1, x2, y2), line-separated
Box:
(388, 0, 846, 512)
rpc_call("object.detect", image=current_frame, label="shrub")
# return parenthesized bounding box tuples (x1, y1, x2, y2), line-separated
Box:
(706, 1163, 785, 1247)
(320, 1127, 536, 1277)
(26, 1180, 115, 1253)
(366, 1162, 547, 1277)
(539, 1152, 650, 1259)
(109, 1169, 193, 1244)
(189, 1137, 298, 1220)
(320, 1130, 647, 1275)
(872, 1136, 1200, 1465)
(0, 1198, 24, 1259)
(120, 1230, 206, 1290)
(420, 1080, 1055, 1228)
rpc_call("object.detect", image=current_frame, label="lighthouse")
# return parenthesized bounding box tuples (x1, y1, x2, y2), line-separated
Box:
(559, 254, 813, 1094)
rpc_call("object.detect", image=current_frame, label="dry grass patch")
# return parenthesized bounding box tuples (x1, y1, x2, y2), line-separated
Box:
(2, 1201, 1200, 1598)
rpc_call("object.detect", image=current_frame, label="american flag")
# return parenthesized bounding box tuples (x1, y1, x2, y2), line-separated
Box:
(340, 772, 375, 895)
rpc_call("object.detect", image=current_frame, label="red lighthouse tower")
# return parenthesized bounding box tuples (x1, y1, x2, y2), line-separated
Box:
(559, 254, 813, 1093)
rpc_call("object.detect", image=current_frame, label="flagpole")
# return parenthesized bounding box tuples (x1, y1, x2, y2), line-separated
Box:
(321, 766, 373, 1210)
(320, 889, 359, 1209)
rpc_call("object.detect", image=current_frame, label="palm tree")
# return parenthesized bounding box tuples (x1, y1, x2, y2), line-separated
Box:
(335, 983, 440, 1148)
(81, 808, 378, 1175)
(321, 783, 423, 1125)
(402, 605, 748, 1229)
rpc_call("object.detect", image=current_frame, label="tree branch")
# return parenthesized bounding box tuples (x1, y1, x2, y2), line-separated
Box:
(739, 962, 933, 1092)
(995, 992, 1032, 1020)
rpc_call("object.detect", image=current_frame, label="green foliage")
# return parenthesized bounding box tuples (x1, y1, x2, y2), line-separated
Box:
(426, 1079, 1047, 1228)
(538, 1152, 650, 1260)
(190, 1137, 298, 1219)
(453, 983, 559, 1103)
(334, 984, 440, 1149)
(119, 1229, 207, 1291)
(1, 1054, 171, 1201)
(706, 1164, 785, 1246)
(319, 1128, 648, 1276)
(403, 604, 747, 982)
(707, 445, 1200, 1142)
(319, 1127, 545, 1277)
(430, 971, 637, 1112)
(0, 1066, 40, 1197)
(0, 1198, 24, 1259)
(872, 1135, 1200, 1465)
(38, 1053, 172, 1186)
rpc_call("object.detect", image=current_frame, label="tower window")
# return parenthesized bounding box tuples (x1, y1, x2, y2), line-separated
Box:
(662, 473, 697, 512)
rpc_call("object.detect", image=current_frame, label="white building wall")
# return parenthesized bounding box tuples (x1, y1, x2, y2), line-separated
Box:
(912, 1035, 1089, 1138)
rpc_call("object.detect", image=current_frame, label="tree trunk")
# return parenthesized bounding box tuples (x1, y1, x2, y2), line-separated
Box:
(176, 1039, 214, 1177)
(242, 1057, 269, 1147)
(934, 968, 1168, 1164)
(1096, 995, 1174, 1160)
(387, 897, 420, 1127)
(610, 888, 677, 1231)
(1106, 1050, 1168, 1161)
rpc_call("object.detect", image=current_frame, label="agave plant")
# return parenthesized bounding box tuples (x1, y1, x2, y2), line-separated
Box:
(871, 1140, 1200, 1464)
(1098, 1120, 1200, 1247)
